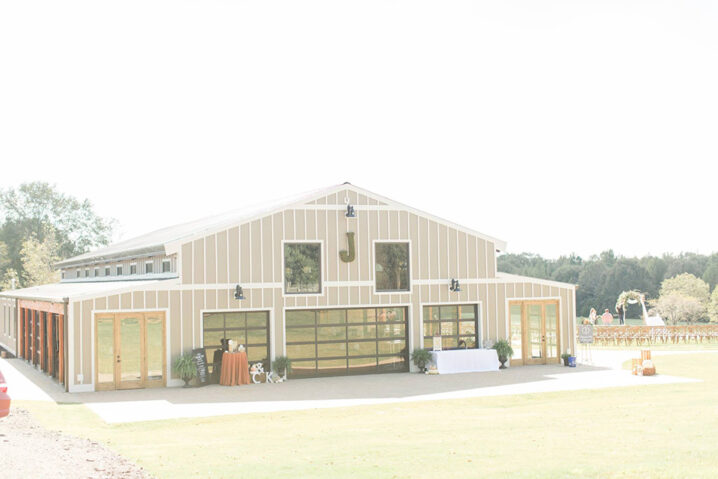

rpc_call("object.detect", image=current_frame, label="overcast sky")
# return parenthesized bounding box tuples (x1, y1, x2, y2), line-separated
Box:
(1, 0, 716, 259)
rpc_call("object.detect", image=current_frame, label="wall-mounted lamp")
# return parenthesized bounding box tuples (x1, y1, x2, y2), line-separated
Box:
(234, 285, 245, 300)
(450, 278, 461, 293)
(346, 204, 356, 218)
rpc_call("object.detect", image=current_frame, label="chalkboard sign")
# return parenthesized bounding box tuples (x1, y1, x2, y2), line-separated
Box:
(191, 348, 210, 386)
(578, 325, 594, 344)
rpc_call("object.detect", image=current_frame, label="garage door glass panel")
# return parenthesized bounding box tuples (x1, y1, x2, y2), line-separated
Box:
(286, 307, 408, 378)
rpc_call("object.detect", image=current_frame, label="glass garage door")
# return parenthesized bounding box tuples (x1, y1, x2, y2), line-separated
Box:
(285, 307, 409, 378)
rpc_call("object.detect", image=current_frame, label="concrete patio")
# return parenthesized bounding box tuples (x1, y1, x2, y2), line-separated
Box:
(0, 350, 704, 424)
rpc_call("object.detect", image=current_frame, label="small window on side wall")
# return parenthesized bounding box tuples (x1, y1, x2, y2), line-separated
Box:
(130, 264, 137, 275)
(162, 260, 171, 273)
(375, 242, 410, 292)
(116, 265, 123, 276)
(145, 262, 153, 274)
(284, 243, 321, 294)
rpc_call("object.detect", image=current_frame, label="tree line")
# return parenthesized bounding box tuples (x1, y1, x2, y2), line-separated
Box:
(498, 250, 718, 323)
(0, 182, 114, 289)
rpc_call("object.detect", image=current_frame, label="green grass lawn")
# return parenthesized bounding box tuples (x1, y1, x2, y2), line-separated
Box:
(15, 352, 718, 479)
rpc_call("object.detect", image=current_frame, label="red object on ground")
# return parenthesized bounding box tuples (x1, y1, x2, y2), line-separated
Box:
(219, 352, 250, 386)
(0, 369, 10, 418)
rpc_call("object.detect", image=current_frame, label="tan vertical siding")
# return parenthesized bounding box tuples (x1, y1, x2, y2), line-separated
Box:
(216, 231, 228, 284)
(228, 227, 239, 283)
(181, 243, 192, 283)
(206, 234, 217, 284)
(240, 223, 250, 282)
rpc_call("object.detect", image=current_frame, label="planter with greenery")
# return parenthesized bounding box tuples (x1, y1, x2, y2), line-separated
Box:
(410, 348, 432, 372)
(492, 339, 514, 369)
(561, 353, 571, 366)
(272, 356, 292, 379)
(173, 353, 197, 387)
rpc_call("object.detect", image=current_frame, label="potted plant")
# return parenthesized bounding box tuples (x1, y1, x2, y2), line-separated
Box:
(492, 339, 514, 369)
(272, 356, 292, 379)
(410, 348, 432, 372)
(561, 353, 571, 366)
(173, 353, 197, 387)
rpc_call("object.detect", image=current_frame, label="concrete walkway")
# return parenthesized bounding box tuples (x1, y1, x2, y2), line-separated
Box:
(0, 350, 705, 424)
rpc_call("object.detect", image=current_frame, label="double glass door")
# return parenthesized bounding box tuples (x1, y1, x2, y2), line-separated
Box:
(508, 300, 560, 365)
(96, 312, 166, 390)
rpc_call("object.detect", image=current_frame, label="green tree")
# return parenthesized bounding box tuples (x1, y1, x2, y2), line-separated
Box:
(709, 288, 718, 323)
(0, 182, 114, 289)
(20, 231, 61, 287)
(659, 273, 710, 305)
(651, 294, 706, 324)
(701, 255, 718, 291)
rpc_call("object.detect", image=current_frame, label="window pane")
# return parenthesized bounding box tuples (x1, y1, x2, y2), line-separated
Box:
(287, 343, 316, 359)
(224, 329, 246, 345)
(286, 310, 315, 326)
(348, 324, 376, 340)
(203, 329, 226, 349)
(459, 305, 476, 319)
(440, 322, 457, 336)
(203, 313, 224, 329)
(286, 327, 315, 343)
(284, 243, 321, 294)
(348, 308, 375, 323)
(377, 322, 404, 338)
(440, 306, 458, 320)
(375, 243, 410, 291)
(348, 341, 376, 356)
(247, 328, 267, 345)
(423, 306, 440, 322)
(317, 326, 346, 341)
(510, 304, 523, 360)
(246, 312, 266, 328)
(225, 312, 245, 329)
(378, 339, 405, 355)
(318, 309, 345, 324)
(317, 342, 346, 358)
(459, 321, 476, 336)
(424, 321, 440, 337)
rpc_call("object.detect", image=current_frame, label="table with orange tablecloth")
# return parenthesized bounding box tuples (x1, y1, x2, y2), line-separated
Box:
(219, 352, 250, 386)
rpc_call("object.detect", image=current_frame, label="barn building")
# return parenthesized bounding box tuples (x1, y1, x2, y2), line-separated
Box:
(0, 184, 576, 392)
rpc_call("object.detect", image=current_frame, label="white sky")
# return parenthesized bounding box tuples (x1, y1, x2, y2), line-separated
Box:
(1, 1, 716, 259)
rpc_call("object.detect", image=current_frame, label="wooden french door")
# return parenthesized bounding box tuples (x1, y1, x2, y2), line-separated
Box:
(508, 300, 560, 366)
(96, 312, 166, 391)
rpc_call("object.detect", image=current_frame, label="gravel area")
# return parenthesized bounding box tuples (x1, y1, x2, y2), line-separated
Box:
(0, 408, 154, 479)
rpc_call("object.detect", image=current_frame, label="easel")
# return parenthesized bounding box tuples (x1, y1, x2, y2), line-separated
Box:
(578, 324, 594, 365)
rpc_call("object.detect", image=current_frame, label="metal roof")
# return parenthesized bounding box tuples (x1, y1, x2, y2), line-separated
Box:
(56, 183, 508, 268)
(0, 279, 170, 303)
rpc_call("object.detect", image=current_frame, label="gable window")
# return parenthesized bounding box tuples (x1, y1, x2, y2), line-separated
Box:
(94, 268, 99, 277)
(85, 269, 89, 278)
(284, 243, 321, 294)
(162, 260, 171, 273)
(77, 269, 81, 278)
(116, 265, 123, 276)
(105, 267, 110, 276)
(375, 242, 410, 292)
(145, 262, 153, 274)
(130, 264, 137, 275)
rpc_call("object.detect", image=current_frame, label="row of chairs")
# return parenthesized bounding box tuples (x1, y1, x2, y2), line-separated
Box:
(591, 325, 718, 346)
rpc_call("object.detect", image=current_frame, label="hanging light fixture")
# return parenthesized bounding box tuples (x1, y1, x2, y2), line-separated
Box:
(450, 278, 461, 293)
(346, 204, 356, 218)
(234, 285, 245, 300)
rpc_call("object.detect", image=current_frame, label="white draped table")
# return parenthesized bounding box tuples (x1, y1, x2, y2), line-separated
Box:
(429, 349, 500, 374)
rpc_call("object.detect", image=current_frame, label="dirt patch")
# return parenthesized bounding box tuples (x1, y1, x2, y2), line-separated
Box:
(0, 408, 154, 479)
